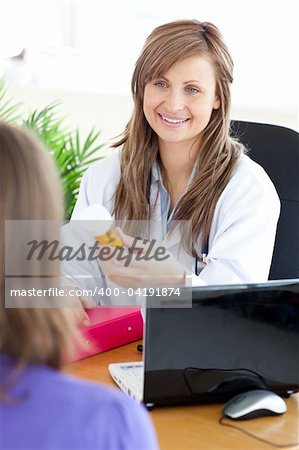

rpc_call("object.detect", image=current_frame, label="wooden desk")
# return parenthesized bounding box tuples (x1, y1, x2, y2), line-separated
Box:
(65, 342, 299, 450)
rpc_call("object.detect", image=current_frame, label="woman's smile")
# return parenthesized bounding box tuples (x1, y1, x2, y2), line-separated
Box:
(143, 55, 220, 151)
(158, 113, 191, 127)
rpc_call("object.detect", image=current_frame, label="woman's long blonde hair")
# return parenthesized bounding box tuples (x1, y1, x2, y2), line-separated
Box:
(113, 19, 244, 254)
(0, 122, 76, 383)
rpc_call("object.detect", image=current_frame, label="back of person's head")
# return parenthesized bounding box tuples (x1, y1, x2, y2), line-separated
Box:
(0, 122, 75, 382)
(1, 121, 63, 221)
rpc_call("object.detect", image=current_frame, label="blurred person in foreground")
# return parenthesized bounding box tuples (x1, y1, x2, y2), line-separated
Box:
(0, 121, 158, 450)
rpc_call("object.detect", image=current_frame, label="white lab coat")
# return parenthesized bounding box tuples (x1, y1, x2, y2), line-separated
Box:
(62, 148, 280, 304)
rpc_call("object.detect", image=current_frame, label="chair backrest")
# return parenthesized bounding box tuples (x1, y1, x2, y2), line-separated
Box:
(231, 121, 299, 280)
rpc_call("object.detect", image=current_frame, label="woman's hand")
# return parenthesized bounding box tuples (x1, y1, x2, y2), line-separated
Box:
(98, 228, 186, 289)
(63, 286, 96, 327)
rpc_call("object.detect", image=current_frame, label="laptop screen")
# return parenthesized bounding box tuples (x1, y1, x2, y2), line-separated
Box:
(143, 281, 299, 407)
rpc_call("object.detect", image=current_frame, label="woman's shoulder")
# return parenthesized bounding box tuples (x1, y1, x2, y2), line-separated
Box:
(215, 153, 280, 217)
(76, 148, 122, 212)
(52, 368, 133, 410)
(2, 363, 157, 449)
(85, 147, 122, 180)
(231, 153, 278, 195)
(50, 370, 157, 448)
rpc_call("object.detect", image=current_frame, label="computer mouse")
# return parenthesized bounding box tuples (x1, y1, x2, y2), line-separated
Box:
(223, 389, 287, 420)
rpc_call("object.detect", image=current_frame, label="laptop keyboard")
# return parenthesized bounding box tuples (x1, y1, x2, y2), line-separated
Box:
(108, 362, 144, 402)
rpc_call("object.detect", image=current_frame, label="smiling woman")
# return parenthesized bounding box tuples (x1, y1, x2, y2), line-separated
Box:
(67, 19, 280, 304)
(143, 56, 220, 158)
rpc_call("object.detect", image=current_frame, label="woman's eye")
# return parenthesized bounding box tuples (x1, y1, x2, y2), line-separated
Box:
(154, 81, 168, 89)
(186, 86, 200, 94)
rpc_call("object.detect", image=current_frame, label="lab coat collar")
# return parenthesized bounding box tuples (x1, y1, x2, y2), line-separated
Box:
(149, 159, 196, 250)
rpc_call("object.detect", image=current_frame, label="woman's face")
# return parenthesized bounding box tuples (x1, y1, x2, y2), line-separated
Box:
(143, 55, 220, 151)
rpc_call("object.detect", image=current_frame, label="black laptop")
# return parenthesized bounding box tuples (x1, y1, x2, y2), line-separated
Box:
(109, 281, 299, 408)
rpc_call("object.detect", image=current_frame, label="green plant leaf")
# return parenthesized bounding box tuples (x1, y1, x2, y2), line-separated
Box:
(0, 79, 107, 219)
(23, 104, 106, 219)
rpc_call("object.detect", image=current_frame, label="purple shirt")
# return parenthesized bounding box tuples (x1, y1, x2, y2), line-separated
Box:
(0, 355, 158, 450)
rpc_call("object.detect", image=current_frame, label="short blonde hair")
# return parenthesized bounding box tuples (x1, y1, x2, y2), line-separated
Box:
(0, 122, 76, 377)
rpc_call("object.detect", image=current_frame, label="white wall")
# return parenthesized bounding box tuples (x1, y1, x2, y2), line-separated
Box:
(2, 0, 298, 138)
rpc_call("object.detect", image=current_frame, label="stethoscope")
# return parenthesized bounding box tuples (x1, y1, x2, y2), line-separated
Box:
(195, 240, 209, 276)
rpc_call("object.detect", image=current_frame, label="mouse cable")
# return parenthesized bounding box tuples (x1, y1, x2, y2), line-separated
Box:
(219, 415, 299, 448)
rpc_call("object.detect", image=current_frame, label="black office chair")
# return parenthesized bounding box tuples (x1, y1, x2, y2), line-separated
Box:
(230, 120, 299, 280)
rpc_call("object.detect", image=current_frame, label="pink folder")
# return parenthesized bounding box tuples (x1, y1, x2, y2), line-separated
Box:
(73, 307, 143, 361)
